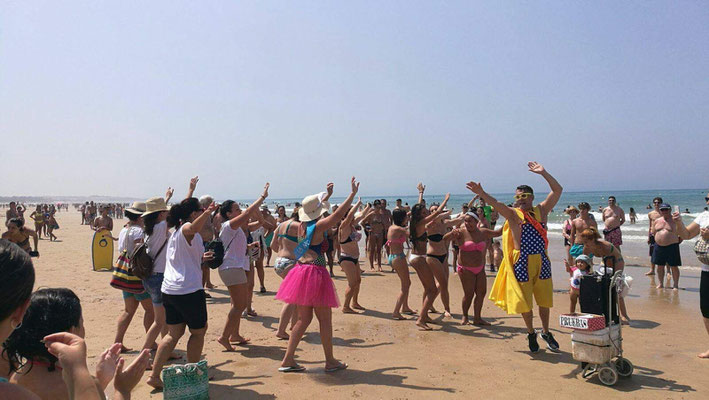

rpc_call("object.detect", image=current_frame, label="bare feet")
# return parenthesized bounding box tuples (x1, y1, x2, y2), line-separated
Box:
(229, 336, 250, 345)
(276, 333, 290, 340)
(656, 284, 664, 289)
(416, 321, 432, 331)
(698, 349, 709, 359)
(146, 375, 163, 390)
(473, 318, 491, 326)
(392, 313, 406, 320)
(645, 271, 655, 276)
(429, 307, 439, 314)
(461, 317, 470, 325)
(206, 283, 216, 289)
(621, 319, 630, 326)
(352, 303, 365, 311)
(342, 307, 357, 314)
(119, 345, 133, 354)
(402, 309, 417, 315)
(443, 311, 452, 318)
(217, 336, 235, 351)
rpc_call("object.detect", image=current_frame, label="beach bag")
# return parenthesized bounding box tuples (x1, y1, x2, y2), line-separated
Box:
(203, 239, 225, 270)
(129, 239, 167, 280)
(162, 360, 209, 400)
(694, 238, 709, 266)
(110, 251, 145, 294)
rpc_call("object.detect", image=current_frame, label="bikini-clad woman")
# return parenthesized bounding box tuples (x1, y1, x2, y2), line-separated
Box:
(364, 200, 386, 272)
(270, 209, 301, 340)
(2, 218, 39, 256)
(445, 212, 500, 325)
(425, 207, 463, 318)
(338, 199, 373, 313)
(387, 209, 416, 319)
(409, 183, 450, 330)
(29, 206, 44, 240)
(277, 178, 358, 373)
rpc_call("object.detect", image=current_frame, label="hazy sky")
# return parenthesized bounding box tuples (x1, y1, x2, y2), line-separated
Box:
(2, 1, 707, 200)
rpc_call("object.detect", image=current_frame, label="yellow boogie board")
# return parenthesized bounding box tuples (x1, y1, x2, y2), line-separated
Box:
(92, 230, 114, 271)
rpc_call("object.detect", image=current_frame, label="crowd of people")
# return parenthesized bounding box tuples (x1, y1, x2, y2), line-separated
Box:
(2, 162, 709, 399)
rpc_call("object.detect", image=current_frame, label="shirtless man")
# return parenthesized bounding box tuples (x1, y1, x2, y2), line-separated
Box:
(652, 203, 682, 289)
(569, 202, 598, 266)
(602, 196, 625, 250)
(646, 197, 663, 276)
(88, 201, 97, 228)
(92, 205, 114, 232)
(394, 199, 410, 213)
(80, 202, 87, 225)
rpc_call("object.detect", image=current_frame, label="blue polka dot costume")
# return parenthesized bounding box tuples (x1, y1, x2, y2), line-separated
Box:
(512, 216, 551, 283)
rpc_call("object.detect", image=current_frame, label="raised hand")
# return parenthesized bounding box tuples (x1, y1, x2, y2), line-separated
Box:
(466, 181, 484, 195)
(444, 193, 451, 203)
(672, 212, 682, 221)
(113, 349, 151, 396)
(326, 182, 334, 197)
(528, 161, 545, 174)
(96, 343, 122, 390)
(165, 187, 174, 200)
(205, 201, 218, 214)
(262, 183, 270, 199)
(417, 182, 426, 193)
(189, 176, 199, 191)
(351, 177, 360, 194)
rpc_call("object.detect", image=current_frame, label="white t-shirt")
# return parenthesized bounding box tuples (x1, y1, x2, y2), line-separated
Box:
(219, 222, 249, 271)
(146, 220, 169, 274)
(570, 268, 591, 290)
(118, 225, 144, 255)
(161, 227, 204, 295)
(693, 211, 709, 271)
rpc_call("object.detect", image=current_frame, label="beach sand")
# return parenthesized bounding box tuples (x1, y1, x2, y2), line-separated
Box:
(18, 211, 709, 398)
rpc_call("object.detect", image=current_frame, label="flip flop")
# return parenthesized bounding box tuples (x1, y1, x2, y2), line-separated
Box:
(278, 364, 306, 373)
(325, 363, 348, 373)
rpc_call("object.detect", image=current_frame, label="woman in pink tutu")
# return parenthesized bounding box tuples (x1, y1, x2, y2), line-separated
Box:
(277, 177, 359, 373)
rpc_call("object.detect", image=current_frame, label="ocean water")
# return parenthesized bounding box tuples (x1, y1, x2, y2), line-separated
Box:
(263, 189, 708, 244)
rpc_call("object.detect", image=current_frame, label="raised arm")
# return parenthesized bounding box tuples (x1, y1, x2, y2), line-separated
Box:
(417, 183, 425, 205)
(321, 183, 334, 203)
(422, 193, 451, 225)
(185, 176, 198, 200)
(466, 182, 520, 225)
(165, 187, 174, 203)
(319, 177, 359, 229)
(183, 202, 218, 239)
(229, 183, 270, 230)
(674, 213, 701, 240)
(342, 198, 362, 226)
(355, 205, 374, 225)
(528, 162, 563, 216)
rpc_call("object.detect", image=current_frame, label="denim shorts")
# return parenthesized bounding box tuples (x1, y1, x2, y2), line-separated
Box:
(142, 273, 165, 305)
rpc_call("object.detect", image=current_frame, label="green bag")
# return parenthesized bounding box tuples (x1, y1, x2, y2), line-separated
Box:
(162, 360, 209, 400)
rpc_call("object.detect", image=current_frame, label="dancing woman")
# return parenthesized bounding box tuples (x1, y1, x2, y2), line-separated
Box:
(409, 183, 450, 330)
(277, 178, 359, 373)
(444, 212, 500, 325)
(426, 207, 463, 318)
(270, 208, 301, 340)
(387, 208, 417, 319)
(338, 199, 373, 313)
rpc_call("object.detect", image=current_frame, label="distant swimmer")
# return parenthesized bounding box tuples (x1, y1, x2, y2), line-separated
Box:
(602, 196, 625, 250)
(629, 207, 637, 224)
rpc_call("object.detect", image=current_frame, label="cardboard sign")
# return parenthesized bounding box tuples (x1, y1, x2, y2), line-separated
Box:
(560, 314, 606, 331)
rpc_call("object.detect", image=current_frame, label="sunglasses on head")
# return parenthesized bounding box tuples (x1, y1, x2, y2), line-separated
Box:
(514, 193, 532, 200)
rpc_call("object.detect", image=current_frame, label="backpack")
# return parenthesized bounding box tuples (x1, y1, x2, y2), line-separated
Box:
(129, 239, 167, 280)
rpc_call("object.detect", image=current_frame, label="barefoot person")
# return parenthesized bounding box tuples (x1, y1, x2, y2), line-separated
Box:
(445, 212, 500, 325)
(426, 207, 463, 318)
(578, 228, 632, 324)
(470, 161, 563, 352)
(362, 200, 387, 272)
(562, 206, 578, 264)
(674, 191, 709, 358)
(147, 198, 218, 390)
(568, 202, 597, 266)
(338, 199, 372, 313)
(409, 183, 450, 330)
(2, 218, 39, 257)
(215, 184, 270, 351)
(388, 209, 416, 320)
(270, 209, 301, 340)
(647, 197, 663, 276)
(277, 178, 358, 373)
(29, 206, 44, 240)
(565, 255, 593, 313)
(602, 196, 625, 250)
(651, 203, 682, 290)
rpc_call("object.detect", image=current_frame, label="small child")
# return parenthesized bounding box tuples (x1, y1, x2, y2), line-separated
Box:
(565, 254, 593, 314)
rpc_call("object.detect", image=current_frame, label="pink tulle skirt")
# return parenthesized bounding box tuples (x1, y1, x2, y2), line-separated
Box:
(276, 263, 339, 308)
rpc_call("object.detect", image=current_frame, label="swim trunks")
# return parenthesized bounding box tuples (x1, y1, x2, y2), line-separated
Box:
(603, 226, 623, 247)
(651, 242, 682, 267)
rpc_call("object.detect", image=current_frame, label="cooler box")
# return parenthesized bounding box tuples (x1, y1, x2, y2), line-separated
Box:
(571, 324, 622, 364)
(559, 313, 606, 331)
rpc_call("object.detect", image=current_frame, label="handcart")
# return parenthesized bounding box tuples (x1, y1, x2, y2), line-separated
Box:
(560, 260, 633, 386)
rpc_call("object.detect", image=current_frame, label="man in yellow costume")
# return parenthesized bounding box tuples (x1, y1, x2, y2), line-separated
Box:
(466, 162, 562, 352)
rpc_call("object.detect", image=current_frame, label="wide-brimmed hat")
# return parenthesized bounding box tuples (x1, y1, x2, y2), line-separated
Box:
(298, 192, 330, 222)
(142, 197, 168, 216)
(126, 201, 147, 215)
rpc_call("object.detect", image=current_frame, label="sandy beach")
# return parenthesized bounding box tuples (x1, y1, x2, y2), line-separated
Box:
(13, 210, 709, 399)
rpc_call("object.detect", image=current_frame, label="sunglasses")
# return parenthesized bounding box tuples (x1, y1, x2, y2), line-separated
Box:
(660, 208, 671, 211)
(514, 193, 532, 200)
(653, 201, 661, 204)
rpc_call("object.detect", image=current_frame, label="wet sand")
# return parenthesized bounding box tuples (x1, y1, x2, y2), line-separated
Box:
(15, 211, 709, 398)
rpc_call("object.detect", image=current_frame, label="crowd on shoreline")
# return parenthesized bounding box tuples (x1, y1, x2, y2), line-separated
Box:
(2, 162, 708, 399)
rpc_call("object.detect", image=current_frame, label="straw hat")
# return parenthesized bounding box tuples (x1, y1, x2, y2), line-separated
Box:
(298, 192, 330, 222)
(142, 197, 168, 216)
(125, 201, 147, 215)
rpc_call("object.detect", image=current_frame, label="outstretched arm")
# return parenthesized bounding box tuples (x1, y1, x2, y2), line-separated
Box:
(417, 183, 425, 205)
(320, 177, 360, 228)
(165, 187, 174, 203)
(341, 198, 362, 226)
(183, 202, 218, 239)
(355, 205, 375, 225)
(321, 182, 334, 203)
(229, 183, 270, 230)
(185, 176, 198, 200)
(528, 162, 562, 216)
(466, 182, 520, 225)
(674, 213, 701, 240)
(422, 193, 451, 225)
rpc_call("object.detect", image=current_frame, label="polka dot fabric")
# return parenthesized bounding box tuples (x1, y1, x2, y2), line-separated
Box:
(513, 222, 552, 282)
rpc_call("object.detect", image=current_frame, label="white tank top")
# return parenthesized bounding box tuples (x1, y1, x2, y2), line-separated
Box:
(161, 226, 204, 295)
(219, 222, 249, 271)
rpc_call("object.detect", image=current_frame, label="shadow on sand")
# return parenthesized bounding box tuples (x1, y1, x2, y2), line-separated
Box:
(309, 366, 456, 393)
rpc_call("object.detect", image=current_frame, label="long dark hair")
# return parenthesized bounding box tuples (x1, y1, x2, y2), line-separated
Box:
(220, 200, 236, 220)
(0, 240, 35, 323)
(393, 209, 407, 227)
(167, 198, 201, 228)
(4, 288, 81, 373)
(409, 204, 425, 241)
(143, 212, 161, 236)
